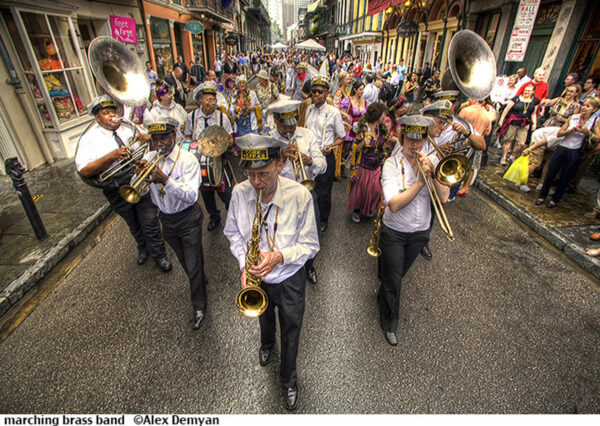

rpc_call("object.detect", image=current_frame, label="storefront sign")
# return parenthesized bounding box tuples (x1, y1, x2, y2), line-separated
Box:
(224, 34, 238, 46)
(186, 21, 205, 34)
(110, 16, 137, 44)
(396, 21, 419, 38)
(505, 0, 541, 62)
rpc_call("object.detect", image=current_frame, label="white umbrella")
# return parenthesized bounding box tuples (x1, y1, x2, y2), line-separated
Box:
(272, 42, 288, 50)
(295, 38, 326, 52)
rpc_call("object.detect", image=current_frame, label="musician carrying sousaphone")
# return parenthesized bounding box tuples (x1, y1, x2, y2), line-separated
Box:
(185, 81, 236, 231)
(75, 95, 171, 271)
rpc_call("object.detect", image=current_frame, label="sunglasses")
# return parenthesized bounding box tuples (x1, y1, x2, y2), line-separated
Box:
(312, 89, 324, 94)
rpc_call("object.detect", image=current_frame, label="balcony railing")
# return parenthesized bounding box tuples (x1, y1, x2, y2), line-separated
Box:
(187, 0, 235, 22)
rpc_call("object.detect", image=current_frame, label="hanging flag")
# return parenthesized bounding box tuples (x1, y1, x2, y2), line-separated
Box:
(222, 0, 233, 8)
(368, 0, 391, 16)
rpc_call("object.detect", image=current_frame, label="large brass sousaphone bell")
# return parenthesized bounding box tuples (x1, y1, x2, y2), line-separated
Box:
(442, 30, 497, 100)
(88, 37, 150, 106)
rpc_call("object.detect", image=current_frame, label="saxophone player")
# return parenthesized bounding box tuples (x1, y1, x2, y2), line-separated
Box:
(223, 134, 319, 410)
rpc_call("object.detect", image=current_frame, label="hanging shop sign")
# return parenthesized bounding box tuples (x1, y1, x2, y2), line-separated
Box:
(186, 21, 205, 34)
(225, 33, 238, 46)
(396, 21, 419, 38)
(505, 0, 541, 62)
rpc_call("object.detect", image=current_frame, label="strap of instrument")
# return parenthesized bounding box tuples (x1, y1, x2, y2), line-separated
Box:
(321, 110, 329, 150)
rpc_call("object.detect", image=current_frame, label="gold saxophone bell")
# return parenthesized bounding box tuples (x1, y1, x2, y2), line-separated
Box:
(236, 189, 269, 317)
(119, 153, 163, 204)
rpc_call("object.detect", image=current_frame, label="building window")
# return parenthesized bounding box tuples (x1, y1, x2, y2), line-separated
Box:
(3, 8, 94, 129)
(475, 11, 500, 49)
(150, 17, 174, 79)
(567, 2, 600, 82)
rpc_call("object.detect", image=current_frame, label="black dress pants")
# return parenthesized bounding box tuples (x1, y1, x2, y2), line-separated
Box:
(539, 146, 582, 204)
(377, 224, 429, 333)
(103, 189, 165, 260)
(159, 203, 208, 311)
(201, 188, 231, 223)
(259, 268, 306, 388)
(314, 151, 335, 226)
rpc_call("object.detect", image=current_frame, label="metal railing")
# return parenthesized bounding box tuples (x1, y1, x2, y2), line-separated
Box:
(187, 0, 235, 21)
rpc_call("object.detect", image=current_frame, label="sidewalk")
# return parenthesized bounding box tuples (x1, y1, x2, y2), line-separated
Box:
(0, 159, 110, 316)
(474, 146, 600, 280)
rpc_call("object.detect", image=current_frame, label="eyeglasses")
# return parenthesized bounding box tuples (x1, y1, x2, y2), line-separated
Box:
(312, 89, 324, 94)
(243, 170, 275, 180)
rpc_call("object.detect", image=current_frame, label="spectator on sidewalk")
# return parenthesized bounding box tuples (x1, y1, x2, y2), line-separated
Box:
(579, 77, 597, 104)
(514, 67, 531, 92)
(422, 69, 441, 104)
(363, 73, 379, 105)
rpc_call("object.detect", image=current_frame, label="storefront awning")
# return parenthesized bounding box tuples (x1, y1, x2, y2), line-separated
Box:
(339, 32, 382, 42)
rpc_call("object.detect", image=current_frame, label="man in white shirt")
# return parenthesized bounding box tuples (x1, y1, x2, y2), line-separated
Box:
(397, 58, 407, 95)
(304, 75, 346, 231)
(185, 82, 234, 231)
(75, 95, 170, 272)
(266, 98, 326, 285)
(134, 116, 206, 330)
(214, 58, 223, 80)
(224, 134, 319, 411)
(362, 73, 379, 104)
(379, 115, 448, 346)
(514, 67, 531, 92)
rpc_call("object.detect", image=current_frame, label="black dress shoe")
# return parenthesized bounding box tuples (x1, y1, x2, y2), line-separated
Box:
(384, 331, 398, 346)
(137, 249, 149, 265)
(192, 310, 205, 330)
(207, 218, 220, 231)
(156, 257, 172, 272)
(420, 245, 433, 261)
(535, 199, 544, 206)
(284, 385, 299, 410)
(320, 222, 328, 232)
(546, 202, 556, 209)
(307, 266, 317, 284)
(259, 347, 272, 366)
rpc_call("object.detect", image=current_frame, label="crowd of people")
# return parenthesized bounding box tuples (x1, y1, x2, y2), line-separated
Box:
(76, 45, 600, 410)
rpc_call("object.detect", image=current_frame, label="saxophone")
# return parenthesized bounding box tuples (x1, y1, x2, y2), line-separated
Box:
(367, 198, 386, 257)
(235, 189, 269, 317)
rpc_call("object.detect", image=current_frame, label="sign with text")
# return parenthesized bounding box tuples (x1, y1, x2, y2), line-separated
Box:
(185, 21, 205, 34)
(397, 21, 419, 38)
(110, 16, 137, 44)
(505, 0, 541, 62)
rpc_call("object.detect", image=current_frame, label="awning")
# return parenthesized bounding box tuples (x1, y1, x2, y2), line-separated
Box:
(338, 32, 382, 42)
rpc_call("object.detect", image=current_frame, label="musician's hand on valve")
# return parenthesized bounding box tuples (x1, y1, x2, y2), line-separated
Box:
(113, 146, 129, 161)
(452, 123, 468, 136)
(301, 153, 312, 166)
(133, 159, 147, 175)
(137, 133, 152, 143)
(440, 143, 453, 155)
(249, 251, 283, 278)
(417, 152, 433, 177)
(147, 165, 168, 185)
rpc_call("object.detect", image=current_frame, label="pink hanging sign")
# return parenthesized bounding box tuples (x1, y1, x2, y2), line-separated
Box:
(110, 16, 137, 44)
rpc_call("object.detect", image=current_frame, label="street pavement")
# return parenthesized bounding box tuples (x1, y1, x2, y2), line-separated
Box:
(0, 181, 599, 414)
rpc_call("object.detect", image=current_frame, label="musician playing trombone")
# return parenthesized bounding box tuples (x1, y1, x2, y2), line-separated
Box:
(133, 116, 207, 331)
(378, 115, 449, 347)
(75, 95, 171, 272)
(266, 98, 326, 285)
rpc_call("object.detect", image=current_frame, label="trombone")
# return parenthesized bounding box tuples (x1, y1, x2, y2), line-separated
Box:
(424, 136, 471, 187)
(119, 153, 163, 204)
(414, 148, 455, 241)
(288, 137, 316, 191)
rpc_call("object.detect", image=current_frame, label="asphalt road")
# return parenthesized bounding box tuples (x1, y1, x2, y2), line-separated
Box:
(0, 181, 599, 414)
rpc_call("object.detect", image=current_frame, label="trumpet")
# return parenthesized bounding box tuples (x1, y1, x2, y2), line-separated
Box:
(288, 137, 316, 191)
(414, 149, 455, 241)
(236, 189, 269, 317)
(119, 153, 163, 204)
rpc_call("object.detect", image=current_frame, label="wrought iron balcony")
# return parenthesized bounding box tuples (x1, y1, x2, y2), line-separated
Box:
(187, 0, 235, 22)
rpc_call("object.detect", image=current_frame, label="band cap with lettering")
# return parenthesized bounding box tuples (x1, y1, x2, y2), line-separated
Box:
(434, 90, 460, 101)
(265, 99, 302, 126)
(88, 94, 118, 115)
(145, 115, 178, 135)
(398, 115, 435, 140)
(236, 134, 288, 169)
(420, 99, 453, 119)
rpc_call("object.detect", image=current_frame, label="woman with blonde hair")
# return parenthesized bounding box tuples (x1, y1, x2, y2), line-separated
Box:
(230, 75, 261, 137)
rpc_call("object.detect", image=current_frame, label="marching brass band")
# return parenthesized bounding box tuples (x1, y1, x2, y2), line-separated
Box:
(75, 30, 496, 411)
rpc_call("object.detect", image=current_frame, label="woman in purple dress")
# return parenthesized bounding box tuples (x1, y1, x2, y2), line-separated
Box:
(347, 102, 390, 222)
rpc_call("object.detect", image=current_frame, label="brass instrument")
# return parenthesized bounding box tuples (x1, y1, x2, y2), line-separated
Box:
(98, 117, 148, 182)
(367, 198, 386, 257)
(236, 189, 269, 317)
(443, 30, 497, 100)
(425, 136, 471, 187)
(414, 149, 455, 241)
(119, 153, 163, 204)
(289, 137, 316, 191)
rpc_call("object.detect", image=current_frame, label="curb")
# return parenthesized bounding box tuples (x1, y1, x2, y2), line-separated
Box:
(474, 179, 600, 280)
(0, 203, 112, 317)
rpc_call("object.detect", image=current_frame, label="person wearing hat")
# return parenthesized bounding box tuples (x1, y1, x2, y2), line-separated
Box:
(422, 69, 441, 104)
(75, 95, 170, 272)
(256, 69, 280, 111)
(266, 98, 326, 284)
(223, 134, 319, 410)
(134, 115, 207, 330)
(146, 82, 188, 142)
(378, 115, 449, 346)
(304, 75, 346, 232)
(271, 68, 285, 95)
(290, 62, 311, 101)
(231, 74, 262, 137)
(165, 65, 188, 108)
(186, 81, 235, 232)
